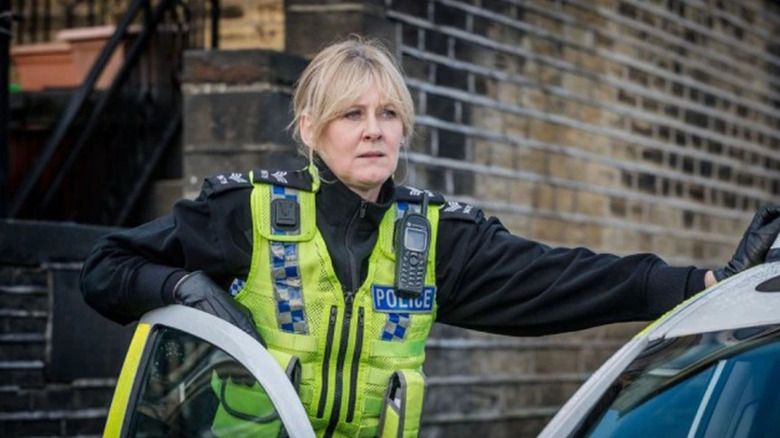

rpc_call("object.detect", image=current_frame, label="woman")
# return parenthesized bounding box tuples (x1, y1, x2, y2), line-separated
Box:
(81, 37, 780, 437)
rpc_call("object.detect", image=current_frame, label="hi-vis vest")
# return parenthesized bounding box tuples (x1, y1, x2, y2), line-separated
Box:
(234, 167, 441, 438)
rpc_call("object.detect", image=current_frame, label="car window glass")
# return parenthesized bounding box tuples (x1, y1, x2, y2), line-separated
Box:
(127, 326, 287, 437)
(574, 325, 780, 438)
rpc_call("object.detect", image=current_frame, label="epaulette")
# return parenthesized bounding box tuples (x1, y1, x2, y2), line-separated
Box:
(252, 168, 313, 191)
(438, 199, 482, 222)
(395, 185, 446, 204)
(202, 172, 252, 197)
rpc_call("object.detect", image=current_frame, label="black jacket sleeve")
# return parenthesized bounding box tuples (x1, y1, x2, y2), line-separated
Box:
(80, 182, 253, 324)
(434, 209, 707, 336)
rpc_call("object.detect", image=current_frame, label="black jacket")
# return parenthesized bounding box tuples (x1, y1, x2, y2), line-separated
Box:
(80, 170, 707, 336)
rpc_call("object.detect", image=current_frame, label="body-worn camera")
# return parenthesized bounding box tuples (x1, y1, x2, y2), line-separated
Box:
(394, 194, 431, 299)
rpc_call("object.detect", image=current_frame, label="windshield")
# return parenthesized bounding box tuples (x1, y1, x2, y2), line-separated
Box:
(573, 325, 780, 438)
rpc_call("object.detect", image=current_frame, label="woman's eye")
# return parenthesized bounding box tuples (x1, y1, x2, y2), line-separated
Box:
(382, 108, 398, 118)
(344, 110, 362, 120)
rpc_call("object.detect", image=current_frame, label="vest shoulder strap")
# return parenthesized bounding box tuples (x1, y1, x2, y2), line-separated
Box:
(395, 185, 482, 222)
(252, 168, 314, 191)
(439, 200, 482, 222)
(395, 185, 445, 204)
(201, 172, 252, 198)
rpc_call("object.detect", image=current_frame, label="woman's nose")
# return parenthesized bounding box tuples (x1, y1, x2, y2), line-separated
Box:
(363, 114, 383, 140)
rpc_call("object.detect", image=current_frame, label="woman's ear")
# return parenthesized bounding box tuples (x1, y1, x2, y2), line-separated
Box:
(300, 114, 314, 150)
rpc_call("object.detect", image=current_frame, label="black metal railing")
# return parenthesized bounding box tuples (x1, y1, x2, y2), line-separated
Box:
(13, 0, 115, 44)
(7, 0, 220, 225)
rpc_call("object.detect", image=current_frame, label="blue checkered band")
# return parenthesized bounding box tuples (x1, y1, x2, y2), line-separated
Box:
(228, 278, 246, 297)
(270, 185, 308, 334)
(381, 312, 411, 341)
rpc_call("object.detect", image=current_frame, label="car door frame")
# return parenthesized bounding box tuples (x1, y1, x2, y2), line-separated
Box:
(103, 304, 316, 438)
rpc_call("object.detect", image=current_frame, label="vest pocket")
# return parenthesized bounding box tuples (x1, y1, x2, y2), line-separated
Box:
(376, 370, 425, 438)
(209, 371, 285, 438)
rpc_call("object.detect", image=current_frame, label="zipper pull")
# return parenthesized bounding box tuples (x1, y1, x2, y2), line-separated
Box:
(359, 201, 367, 219)
(344, 291, 355, 321)
(329, 306, 338, 324)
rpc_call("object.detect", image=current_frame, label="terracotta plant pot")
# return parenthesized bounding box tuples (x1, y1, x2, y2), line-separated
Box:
(10, 42, 78, 91)
(56, 25, 126, 90)
(10, 25, 127, 91)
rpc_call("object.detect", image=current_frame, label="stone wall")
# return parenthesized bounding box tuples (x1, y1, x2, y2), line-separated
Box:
(181, 1, 780, 437)
(282, 1, 780, 436)
(386, 0, 780, 268)
(377, 1, 780, 435)
(181, 49, 308, 198)
(216, 0, 285, 50)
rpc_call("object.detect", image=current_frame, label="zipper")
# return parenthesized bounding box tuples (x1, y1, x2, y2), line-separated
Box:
(324, 202, 367, 437)
(317, 306, 338, 418)
(324, 292, 355, 437)
(346, 307, 364, 423)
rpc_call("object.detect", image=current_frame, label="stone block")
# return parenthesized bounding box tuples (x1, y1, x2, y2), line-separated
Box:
(489, 141, 516, 169)
(549, 153, 576, 179)
(555, 187, 576, 213)
(576, 191, 607, 216)
(183, 49, 306, 85)
(218, 0, 284, 50)
(476, 174, 510, 202)
(183, 91, 297, 147)
(472, 106, 504, 132)
(533, 349, 581, 374)
(499, 213, 532, 236)
(586, 162, 617, 187)
(517, 148, 547, 174)
(532, 217, 567, 243)
(528, 119, 560, 144)
(1, 419, 61, 437)
(64, 417, 106, 436)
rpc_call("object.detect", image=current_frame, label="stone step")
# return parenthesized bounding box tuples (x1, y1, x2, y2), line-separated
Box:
(0, 379, 116, 413)
(0, 308, 48, 334)
(0, 361, 45, 387)
(0, 334, 47, 362)
(0, 379, 114, 437)
(0, 267, 48, 288)
(424, 373, 589, 414)
(424, 336, 624, 376)
(0, 408, 107, 438)
(421, 414, 554, 438)
(0, 285, 50, 313)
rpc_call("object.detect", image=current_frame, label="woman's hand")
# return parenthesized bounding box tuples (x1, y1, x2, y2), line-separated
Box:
(172, 271, 265, 345)
(710, 205, 780, 285)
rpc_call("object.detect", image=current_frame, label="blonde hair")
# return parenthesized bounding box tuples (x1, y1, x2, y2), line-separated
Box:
(290, 37, 415, 155)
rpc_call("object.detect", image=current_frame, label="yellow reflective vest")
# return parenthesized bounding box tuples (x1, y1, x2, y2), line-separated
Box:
(232, 168, 439, 438)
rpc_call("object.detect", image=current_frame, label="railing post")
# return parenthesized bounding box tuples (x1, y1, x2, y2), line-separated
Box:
(210, 0, 219, 49)
(0, 0, 11, 217)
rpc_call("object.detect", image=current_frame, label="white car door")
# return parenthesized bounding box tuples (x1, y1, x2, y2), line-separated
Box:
(103, 305, 316, 438)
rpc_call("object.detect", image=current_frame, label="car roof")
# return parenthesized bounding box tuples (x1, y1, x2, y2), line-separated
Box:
(643, 261, 780, 341)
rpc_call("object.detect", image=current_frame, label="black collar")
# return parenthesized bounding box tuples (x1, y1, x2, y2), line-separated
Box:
(315, 172, 395, 227)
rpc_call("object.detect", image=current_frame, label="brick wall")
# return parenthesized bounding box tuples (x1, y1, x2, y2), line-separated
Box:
(389, 0, 780, 268)
(381, 0, 780, 435)
(185, 1, 780, 437)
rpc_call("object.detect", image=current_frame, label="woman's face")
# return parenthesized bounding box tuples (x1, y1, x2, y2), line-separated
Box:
(302, 82, 404, 202)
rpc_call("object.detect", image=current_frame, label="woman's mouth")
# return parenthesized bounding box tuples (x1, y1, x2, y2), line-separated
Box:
(358, 151, 385, 159)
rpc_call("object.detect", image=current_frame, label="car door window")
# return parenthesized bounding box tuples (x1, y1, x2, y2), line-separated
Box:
(128, 326, 285, 437)
(574, 326, 780, 438)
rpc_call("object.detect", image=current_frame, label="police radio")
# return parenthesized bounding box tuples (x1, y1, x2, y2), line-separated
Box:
(394, 193, 431, 299)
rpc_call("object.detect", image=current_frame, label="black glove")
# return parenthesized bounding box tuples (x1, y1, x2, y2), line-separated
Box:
(173, 271, 264, 345)
(713, 205, 780, 282)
